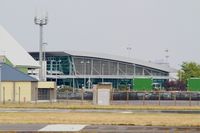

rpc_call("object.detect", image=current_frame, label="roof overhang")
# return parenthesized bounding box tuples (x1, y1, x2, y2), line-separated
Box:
(29, 50, 177, 73)
(0, 25, 40, 68)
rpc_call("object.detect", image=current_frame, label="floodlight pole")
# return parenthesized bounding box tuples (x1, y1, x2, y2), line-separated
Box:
(102, 64, 104, 82)
(81, 61, 85, 89)
(165, 49, 169, 66)
(34, 14, 48, 81)
(43, 42, 48, 62)
(126, 45, 132, 57)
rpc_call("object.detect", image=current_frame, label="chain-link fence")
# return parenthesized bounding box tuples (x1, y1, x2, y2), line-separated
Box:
(1, 89, 199, 106)
(57, 90, 200, 106)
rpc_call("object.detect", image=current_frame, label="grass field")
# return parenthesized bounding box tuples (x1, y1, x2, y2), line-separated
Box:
(0, 112, 199, 126)
(0, 102, 200, 126)
(0, 102, 200, 110)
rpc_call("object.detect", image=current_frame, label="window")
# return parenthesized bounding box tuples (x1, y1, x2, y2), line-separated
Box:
(38, 88, 50, 100)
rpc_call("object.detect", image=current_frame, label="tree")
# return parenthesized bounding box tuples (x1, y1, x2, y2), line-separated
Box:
(178, 62, 200, 83)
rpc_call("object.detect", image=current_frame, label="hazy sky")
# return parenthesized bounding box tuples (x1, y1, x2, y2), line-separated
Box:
(0, 0, 200, 69)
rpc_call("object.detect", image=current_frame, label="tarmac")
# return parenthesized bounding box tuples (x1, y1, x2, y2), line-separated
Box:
(0, 124, 200, 132)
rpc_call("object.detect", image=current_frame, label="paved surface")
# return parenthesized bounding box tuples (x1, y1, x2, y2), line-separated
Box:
(0, 124, 87, 132)
(83, 125, 200, 133)
(0, 108, 200, 114)
(0, 124, 46, 131)
(39, 124, 87, 132)
(0, 124, 200, 132)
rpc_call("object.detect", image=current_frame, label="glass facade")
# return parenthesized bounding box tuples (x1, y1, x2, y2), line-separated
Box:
(46, 56, 71, 75)
(29, 52, 170, 89)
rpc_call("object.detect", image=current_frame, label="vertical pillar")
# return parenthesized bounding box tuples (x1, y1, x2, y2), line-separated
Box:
(3, 87, 5, 104)
(117, 62, 119, 75)
(39, 25, 43, 81)
(35, 87, 38, 104)
(126, 90, 129, 104)
(72, 78, 75, 93)
(158, 91, 161, 106)
(91, 59, 93, 75)
(13, 82, 15, 102)
(18, 87, 21, 104)
(125, 64, 127, 75)
(143, 91, 145, 106)
(81, 89, 84, 105)
(174, 92, 176, 106)
(189, 92, 192, 106)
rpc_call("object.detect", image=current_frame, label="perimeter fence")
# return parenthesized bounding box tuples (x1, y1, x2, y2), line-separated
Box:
(56, 90, 200, 106)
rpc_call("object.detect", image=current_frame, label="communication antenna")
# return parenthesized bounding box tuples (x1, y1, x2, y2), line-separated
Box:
(34, 12, 48, 81)
(165, 49, 169, 65)
(126, 44, 132, 57)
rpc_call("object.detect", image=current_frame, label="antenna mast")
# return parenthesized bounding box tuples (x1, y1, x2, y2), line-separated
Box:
(34, 12, 48, 81)
(165, 49, 169, 66)
(126, 44, 132, 57)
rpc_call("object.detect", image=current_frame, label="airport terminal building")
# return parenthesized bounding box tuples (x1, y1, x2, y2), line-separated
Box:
(29, 51, 176, 89)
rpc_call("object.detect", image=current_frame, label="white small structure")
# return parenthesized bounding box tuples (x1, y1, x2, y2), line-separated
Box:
(93, 82, 112, 105)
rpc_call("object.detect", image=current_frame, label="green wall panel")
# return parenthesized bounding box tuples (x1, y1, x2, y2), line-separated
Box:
(188, 78, 200, 91)
(133, 78, 153, 91)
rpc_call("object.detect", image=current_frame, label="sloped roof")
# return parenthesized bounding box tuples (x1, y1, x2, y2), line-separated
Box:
(0, 25, 39, 68)
(29, 51, 177, 73)
(0, 63, 37, 82)
(64, 50, 177, 73)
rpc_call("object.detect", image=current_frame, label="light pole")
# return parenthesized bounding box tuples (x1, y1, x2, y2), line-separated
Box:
(50, 60, 55, 75)
(42, 42, 48, 81)
(126, 44, 132, 57)
(34, 13, 48, 81)
(42, 42, 48, 62)
(81, 60, 90, 89)
(88, 77, 91, 89)
(56, 60, 61, 84)
(85, 61, 90, 89)
(102, 64, 104, 82)
(80, 61, 84, 89)
(128, 83, 131, 91)
(165, 49, 169, 66)
(179, 70, 184, 81)
(133, 64, 136, 89)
